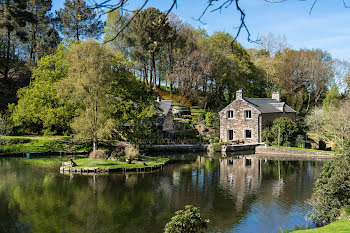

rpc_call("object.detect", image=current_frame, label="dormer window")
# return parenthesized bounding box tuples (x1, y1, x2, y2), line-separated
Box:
(245, 110, 252, 119)
(227, 111, 234, 119)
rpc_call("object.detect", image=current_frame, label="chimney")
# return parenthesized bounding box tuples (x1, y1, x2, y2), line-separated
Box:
(272, 91, 280, 102)
(236, 89, 243, 100)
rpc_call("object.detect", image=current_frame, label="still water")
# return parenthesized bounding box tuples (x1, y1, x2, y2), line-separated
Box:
(0, 154, 325, 233)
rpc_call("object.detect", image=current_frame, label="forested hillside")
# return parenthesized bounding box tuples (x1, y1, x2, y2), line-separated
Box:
(1, 0, 349, 139)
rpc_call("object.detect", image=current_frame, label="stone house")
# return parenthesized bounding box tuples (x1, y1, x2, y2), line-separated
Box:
(158, 100, 175, 131)
(219, 90, 296, 144)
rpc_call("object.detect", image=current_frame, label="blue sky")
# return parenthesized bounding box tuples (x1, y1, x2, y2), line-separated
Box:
(53, 0, 350, 61)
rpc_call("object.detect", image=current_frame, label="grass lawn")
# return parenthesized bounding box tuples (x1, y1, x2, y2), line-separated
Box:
(0, 139, 69, 153)
(269, 145, 336, 154)
(70, 156, 168, 169)
(292, 220, 350, 233)
(0, 136, 93, 153)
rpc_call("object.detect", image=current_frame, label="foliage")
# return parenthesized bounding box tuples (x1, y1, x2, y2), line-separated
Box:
(56, 0, 103, 40)
(211, 143, 222, 152)
(306, 100, 350, 150)
(262, 117, 298, 146)
(323, 84, 341, 110)
(164, 205, 209, 233)
(124, 144, 140, 160)
(10, 40, 76, 135)
(57, 40, 157, 149)
(205, 112, 214, 127)
(0, 112, 12, 136)
(308, 152, 350, 225)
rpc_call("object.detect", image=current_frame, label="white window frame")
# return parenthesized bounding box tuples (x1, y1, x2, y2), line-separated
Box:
(227, 110, 234, 119)
(245, 129, 252, 139)
(245, 110, 252, 119)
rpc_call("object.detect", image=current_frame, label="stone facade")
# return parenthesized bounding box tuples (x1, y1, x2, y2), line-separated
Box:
(219, 90, 296, 143)
(219, 98, 261, 143)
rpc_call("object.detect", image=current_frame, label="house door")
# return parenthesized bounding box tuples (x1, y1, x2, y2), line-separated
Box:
(228, 130, 234, 141)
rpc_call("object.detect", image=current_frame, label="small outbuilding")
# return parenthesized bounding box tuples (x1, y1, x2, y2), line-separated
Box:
(219, 90, 296, 144)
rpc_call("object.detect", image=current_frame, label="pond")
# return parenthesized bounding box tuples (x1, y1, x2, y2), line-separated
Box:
(0, 154, 325, 233)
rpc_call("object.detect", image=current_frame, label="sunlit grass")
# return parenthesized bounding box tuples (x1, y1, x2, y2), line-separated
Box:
(292, 220, 350, 233)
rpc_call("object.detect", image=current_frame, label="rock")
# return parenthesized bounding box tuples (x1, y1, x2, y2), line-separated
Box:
(89, 150, 108, 160)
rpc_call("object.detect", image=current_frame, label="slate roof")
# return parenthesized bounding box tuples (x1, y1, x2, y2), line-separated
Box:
(244, 98, 296, 113)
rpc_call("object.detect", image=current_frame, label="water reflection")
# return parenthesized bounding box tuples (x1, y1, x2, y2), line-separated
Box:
(0, 155, 324, 233)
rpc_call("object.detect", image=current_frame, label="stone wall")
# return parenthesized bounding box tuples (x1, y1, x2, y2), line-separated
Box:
(255, 146, 335, 156)
(220, 99, 261, 143)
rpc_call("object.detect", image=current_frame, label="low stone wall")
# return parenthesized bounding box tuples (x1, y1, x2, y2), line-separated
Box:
(224, 144, 259, 152)
(60, 159, 170, 174)
(141, 144, 208, 153)
(255, 146, 335, 158)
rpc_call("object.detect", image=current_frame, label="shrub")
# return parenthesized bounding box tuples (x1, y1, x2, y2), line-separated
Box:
(308, 153, 350, 226)
(164, 205, 209, 233)
(125, 144, 140, 160)
(89, 150, 108, 160)
(212, 143, 222, 152)
(205, 112, 214, 127)
(0, 113, 12, 136)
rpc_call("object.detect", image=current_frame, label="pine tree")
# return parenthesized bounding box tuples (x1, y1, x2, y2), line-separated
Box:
(57, 0, 103, 41)
(0, 0, 34, 79)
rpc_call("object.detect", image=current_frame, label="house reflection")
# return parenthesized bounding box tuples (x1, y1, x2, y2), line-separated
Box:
(217, 156, 263, 209)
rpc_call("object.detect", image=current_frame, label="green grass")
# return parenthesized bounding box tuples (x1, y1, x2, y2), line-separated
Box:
(269, 145, 337, 154)
(292, 220, 350, 233)
(0, 136, 92, 153)
(0, 139, 69, 153)
(70, 156, 168, 169)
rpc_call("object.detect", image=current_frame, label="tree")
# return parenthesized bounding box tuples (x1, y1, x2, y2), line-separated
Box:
(0, 0, 34, 80)
(103, 9, 129, 56)
(127, 7, 171, 89)
(10, 40, 75, 135)
(57, 40, 157, 150)
(164, 205, 209, 233)
(262, 117, 298, 146)
(26, 0, 55, 63)
(57, 0, 103, 41)
(323, 84, 341, 110)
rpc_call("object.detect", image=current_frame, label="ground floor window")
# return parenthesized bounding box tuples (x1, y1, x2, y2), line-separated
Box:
(245, 130, 252, 139)
(228, 130, 234, 140)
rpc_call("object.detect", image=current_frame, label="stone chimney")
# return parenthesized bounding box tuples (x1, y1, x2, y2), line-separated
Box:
(236, 89, 243, 100)
(272, 91, 280, 102)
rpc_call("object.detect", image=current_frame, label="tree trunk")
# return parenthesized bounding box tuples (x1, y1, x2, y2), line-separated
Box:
(149, 61, 153, 88)
(4, 29, 11, 80)
(168, 42, 173, 94)
(152, 52, 156, 89)
(144, 65, 148, 85)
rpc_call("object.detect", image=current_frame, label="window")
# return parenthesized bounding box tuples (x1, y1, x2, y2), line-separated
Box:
(245, 130, 252, 139)
(245, 110, 252, 119)
(227, 111, 234, 119)
(228, 130, 234, 140)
